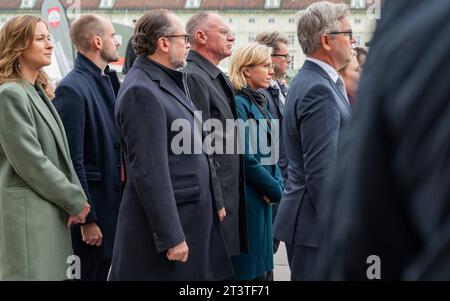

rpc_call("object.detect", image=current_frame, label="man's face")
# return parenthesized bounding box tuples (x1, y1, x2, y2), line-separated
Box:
(329, 17, 355, 70)
(203, 14, 235, 62)
(271, 42, 290, 80)
(100, 19, 120, 63)
(167, 14, 191, 69)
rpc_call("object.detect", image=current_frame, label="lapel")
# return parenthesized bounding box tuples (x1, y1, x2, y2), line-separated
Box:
(244, 92, 272, 135)
(303, 60, 352, 114)
(187, 51, 235, 117)
(75, 53, 118, 109)
(20, 80, 72, 167)
(135, 57, 196, 116)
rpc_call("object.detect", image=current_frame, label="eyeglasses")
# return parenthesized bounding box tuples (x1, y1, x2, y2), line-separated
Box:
(164, 34, 190, 43)
(328, 30, 353, 41)
(271, 53, 292, 62)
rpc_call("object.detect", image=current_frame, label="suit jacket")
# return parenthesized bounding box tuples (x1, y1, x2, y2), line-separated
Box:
(0, 80, 86, 280)
(53, 53, 122, 260)
(184, 50, 248, 257)
(273, 60, 352, 249)
(316, 0, 450, 280)
(109, 56, 233, 280)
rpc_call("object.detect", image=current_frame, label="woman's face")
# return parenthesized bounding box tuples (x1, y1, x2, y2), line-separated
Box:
(20, 21, 53, 70)
(245, 58, 274, 90)
(341, 55, 361, 96)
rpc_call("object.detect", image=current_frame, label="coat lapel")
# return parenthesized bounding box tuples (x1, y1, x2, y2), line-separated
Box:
(20, 81, 72, 167)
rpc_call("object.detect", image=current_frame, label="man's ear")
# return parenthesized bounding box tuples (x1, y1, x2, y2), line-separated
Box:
(196, 30, 207, 46)
(157, 37, 170, 53)
(321, 34, 332, 51)
(93, 36, 102, 50)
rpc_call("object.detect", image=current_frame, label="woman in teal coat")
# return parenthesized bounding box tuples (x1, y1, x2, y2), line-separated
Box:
(229, 43, 284, 280)
(0, 16, 90, 280)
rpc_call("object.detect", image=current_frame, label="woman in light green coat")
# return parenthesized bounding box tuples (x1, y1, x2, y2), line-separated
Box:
(0, 16, 90, 280)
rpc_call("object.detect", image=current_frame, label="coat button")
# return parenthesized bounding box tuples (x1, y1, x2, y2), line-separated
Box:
(115, 186, 121, 192)
(114, 143, 121, 149)
(153, 233, 158, 240)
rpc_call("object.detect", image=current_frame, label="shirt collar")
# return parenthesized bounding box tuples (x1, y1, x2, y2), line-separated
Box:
(305, 57, 339, 83)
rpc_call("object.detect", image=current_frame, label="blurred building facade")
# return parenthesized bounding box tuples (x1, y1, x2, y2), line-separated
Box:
(0, 0, 377, 75)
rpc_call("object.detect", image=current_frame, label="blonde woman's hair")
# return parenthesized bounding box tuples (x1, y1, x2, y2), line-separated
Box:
(229, 42, 272, 91)
(0, 15, 54, 98)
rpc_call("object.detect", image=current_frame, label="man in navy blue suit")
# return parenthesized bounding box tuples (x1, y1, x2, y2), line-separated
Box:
(53, 14, 122, 281)
(273, 1, 354, 280)
(109, 10, 232, 280)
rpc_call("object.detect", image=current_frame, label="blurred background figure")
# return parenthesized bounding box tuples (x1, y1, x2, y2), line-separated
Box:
(339, 50, 361, 107)
(229, 42, 284, 281)
(317, 0, 450, 280)
(122, 19, 137, 75)
(354, 47, 368, 69)
(0, 15, 89, 280)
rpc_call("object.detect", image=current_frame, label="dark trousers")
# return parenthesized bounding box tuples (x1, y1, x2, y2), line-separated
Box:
(285, 244, 318, 281)
(80, 257, 111, 281)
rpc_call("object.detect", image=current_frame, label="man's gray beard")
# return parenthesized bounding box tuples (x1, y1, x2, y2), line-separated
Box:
(169, 56, 186, 70)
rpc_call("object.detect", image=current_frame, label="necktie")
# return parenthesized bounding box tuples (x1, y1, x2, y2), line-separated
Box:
(336, 76, 350, 105)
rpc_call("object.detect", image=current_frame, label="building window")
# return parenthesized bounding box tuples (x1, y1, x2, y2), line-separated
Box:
(228, 18, 233, 24)
(268, 18, 275, 24)
(355, 35, 362, 47)
(289, 18, 295, 24)
(0, 17, 7, 23)
(265, 0, 281, 9)
(288, 34, 296, 46)
(248, 33, 256, 43)
(185, 0, 201, 9)
(350, 0, 366, 9)
(354, 18, 362, 24)
(20, 0, 35, 8)
(289, 55, 295, 70)
(249, 18, 255, 24)
(99, 0, 114, 9)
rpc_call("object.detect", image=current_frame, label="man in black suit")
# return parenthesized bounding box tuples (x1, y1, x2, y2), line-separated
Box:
(109, 9, 233, 280)
(272, 1, 354, 280)
(183, 12, 248, 258)
(317, 0, 450, 280)
(53, 14, 122, 281)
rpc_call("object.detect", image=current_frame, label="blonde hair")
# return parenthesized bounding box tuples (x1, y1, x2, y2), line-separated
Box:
(0, 15, 54, 98)
(229, 42, 272, 91)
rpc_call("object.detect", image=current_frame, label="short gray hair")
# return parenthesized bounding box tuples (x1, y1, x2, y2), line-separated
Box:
(297, 1, 349, 55)
(186, 11, 214, 45)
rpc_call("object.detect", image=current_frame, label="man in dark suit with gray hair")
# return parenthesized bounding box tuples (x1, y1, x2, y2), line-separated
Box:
(110, 9, 232, 280)
(273, 1, 354, 280)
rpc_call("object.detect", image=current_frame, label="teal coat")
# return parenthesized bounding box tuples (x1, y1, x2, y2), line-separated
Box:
(231, 91, 283, 280)
(0, 80, 86, 280)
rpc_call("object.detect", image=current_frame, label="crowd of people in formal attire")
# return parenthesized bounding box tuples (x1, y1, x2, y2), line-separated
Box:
(0, 0, 448, 281)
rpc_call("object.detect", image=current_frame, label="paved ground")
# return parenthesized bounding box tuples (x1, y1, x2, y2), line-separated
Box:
(274, 242, 291, 281)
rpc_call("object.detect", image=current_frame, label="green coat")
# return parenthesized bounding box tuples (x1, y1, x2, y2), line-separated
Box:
(0, 80, 86, 280)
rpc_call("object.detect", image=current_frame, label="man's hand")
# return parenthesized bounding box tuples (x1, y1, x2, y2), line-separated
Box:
(81, 222, 103, 247)
(263, 196, 271, 204)
(166, 241, 189, 262)
(218, 207, 227, 221)
(67, 202, 91, 227)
